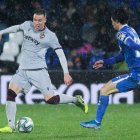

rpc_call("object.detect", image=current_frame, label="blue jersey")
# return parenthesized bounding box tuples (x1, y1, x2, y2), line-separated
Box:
(104, 25, 140, 92)
(116, 24, 140, 72)
(104, 24, 140, 73)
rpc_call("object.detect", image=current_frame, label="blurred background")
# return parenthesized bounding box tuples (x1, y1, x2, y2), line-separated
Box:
(0, 0, 140, 104)
(1, 0, 140, 73)
(0, 3, 140, 138)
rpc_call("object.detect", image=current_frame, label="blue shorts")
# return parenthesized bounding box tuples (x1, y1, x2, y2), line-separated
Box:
(112, 73, 140, 92)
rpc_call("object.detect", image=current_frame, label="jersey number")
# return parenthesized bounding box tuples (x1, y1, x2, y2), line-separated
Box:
(134, 37, 140, 58)
(136, 50, 140, 57)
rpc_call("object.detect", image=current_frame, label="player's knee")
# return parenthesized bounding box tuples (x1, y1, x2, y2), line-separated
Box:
(45, 95, 60, 104)
(100, 87, 108, 96)
(7, 89, 17, 102)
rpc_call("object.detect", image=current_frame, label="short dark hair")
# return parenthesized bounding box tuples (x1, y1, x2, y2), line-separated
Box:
(111, 8, 129, 24)
(34, 8, 46, 17)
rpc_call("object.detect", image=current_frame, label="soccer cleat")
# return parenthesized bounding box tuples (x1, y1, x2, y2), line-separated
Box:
(76, 95, 88, 113)
(0, 126, 14, 133)
(80, 120, 101, 129)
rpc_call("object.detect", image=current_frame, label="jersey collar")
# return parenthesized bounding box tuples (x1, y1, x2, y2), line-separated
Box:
(119, 24, 128, 31)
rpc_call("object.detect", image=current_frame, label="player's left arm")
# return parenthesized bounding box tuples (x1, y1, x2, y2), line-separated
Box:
(50, 33, 72, 86)
(125, 37, 140, 51)
(103, 51, 124, 65)
(55, 49, 73, 85)
(55, 48, 69, 74)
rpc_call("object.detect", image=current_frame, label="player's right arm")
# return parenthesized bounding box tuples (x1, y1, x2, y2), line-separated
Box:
(93, 52, 124, 69)
(0, 21, 29, 41)
(93, 60, 104, 69)
(0, 25, 20, 36)
(0, 25, 20, 41)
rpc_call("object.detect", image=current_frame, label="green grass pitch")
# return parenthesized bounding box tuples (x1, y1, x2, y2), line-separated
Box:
(0, 104, 140, 140)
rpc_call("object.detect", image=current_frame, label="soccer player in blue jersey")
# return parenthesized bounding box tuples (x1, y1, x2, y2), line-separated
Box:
(80, 8, 140, 129)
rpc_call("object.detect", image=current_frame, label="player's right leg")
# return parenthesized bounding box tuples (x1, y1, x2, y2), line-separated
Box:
(0, 83, 21, 133)
(80, 73, 139, 129)
(0, 70, 29, 133)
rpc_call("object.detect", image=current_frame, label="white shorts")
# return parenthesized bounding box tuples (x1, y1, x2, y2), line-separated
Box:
(10, 68, 54, 95)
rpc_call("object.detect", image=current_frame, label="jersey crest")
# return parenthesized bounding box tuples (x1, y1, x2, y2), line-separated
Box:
(40, 32, 45, 39)
(117, 31, 126, 42)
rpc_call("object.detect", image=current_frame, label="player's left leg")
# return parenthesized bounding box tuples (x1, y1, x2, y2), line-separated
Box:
(75, 95, 88, 114)
(80, 73, 138, 129)
(43, 93, 88, 113)
(80, 80, 117, 129)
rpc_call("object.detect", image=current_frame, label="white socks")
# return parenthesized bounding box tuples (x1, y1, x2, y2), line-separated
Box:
(6, 101, 16, 129)
(59, 94, 77, 104)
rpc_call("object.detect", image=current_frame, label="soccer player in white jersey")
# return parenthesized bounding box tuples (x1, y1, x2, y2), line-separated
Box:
(0, 9, 88, 133)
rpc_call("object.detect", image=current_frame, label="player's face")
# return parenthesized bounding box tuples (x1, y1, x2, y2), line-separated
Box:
(33, 14, 46, 31)
(111, 17, 120, 30)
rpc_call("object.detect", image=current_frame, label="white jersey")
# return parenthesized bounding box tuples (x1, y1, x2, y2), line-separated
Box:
(19, 21, 62, 69)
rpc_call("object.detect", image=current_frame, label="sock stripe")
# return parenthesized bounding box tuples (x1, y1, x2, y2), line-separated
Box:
(7, 89, 17, 102)
(46, 95, 60, 104)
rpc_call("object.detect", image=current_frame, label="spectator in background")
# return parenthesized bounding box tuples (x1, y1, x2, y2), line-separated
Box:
(94, 26, 113, 52)
(107, 0, 125, 8)
(81, 5, 98, 44)
(30, 0, 41, 9)
(41, 0, 52, 11)
(6, 2, 30, 25)
(0, 1, 9, 54)
(57, 11, 80, 49)
(68, 49, 82, 70)
(66, 0, 76, 19)
(0, 0, 7, 21)
(0, 21, 9, 54)
(0, 0, 140, 70)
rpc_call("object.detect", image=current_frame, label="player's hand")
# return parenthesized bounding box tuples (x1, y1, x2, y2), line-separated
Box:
(93, 60, 104, 69)
(64, 73, 73, 86)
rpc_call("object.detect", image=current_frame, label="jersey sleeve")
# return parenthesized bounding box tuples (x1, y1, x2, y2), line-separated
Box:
(49, 33, 62, 50)
(117, 31, 140, 51)
(103, 51, 124, 65)
(125, 37, 140, 51)
(19, 21, 30, 31)
(116, 31, 128, 44)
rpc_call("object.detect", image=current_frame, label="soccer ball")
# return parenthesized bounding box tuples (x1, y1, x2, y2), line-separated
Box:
(16, 117, 34, 133)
